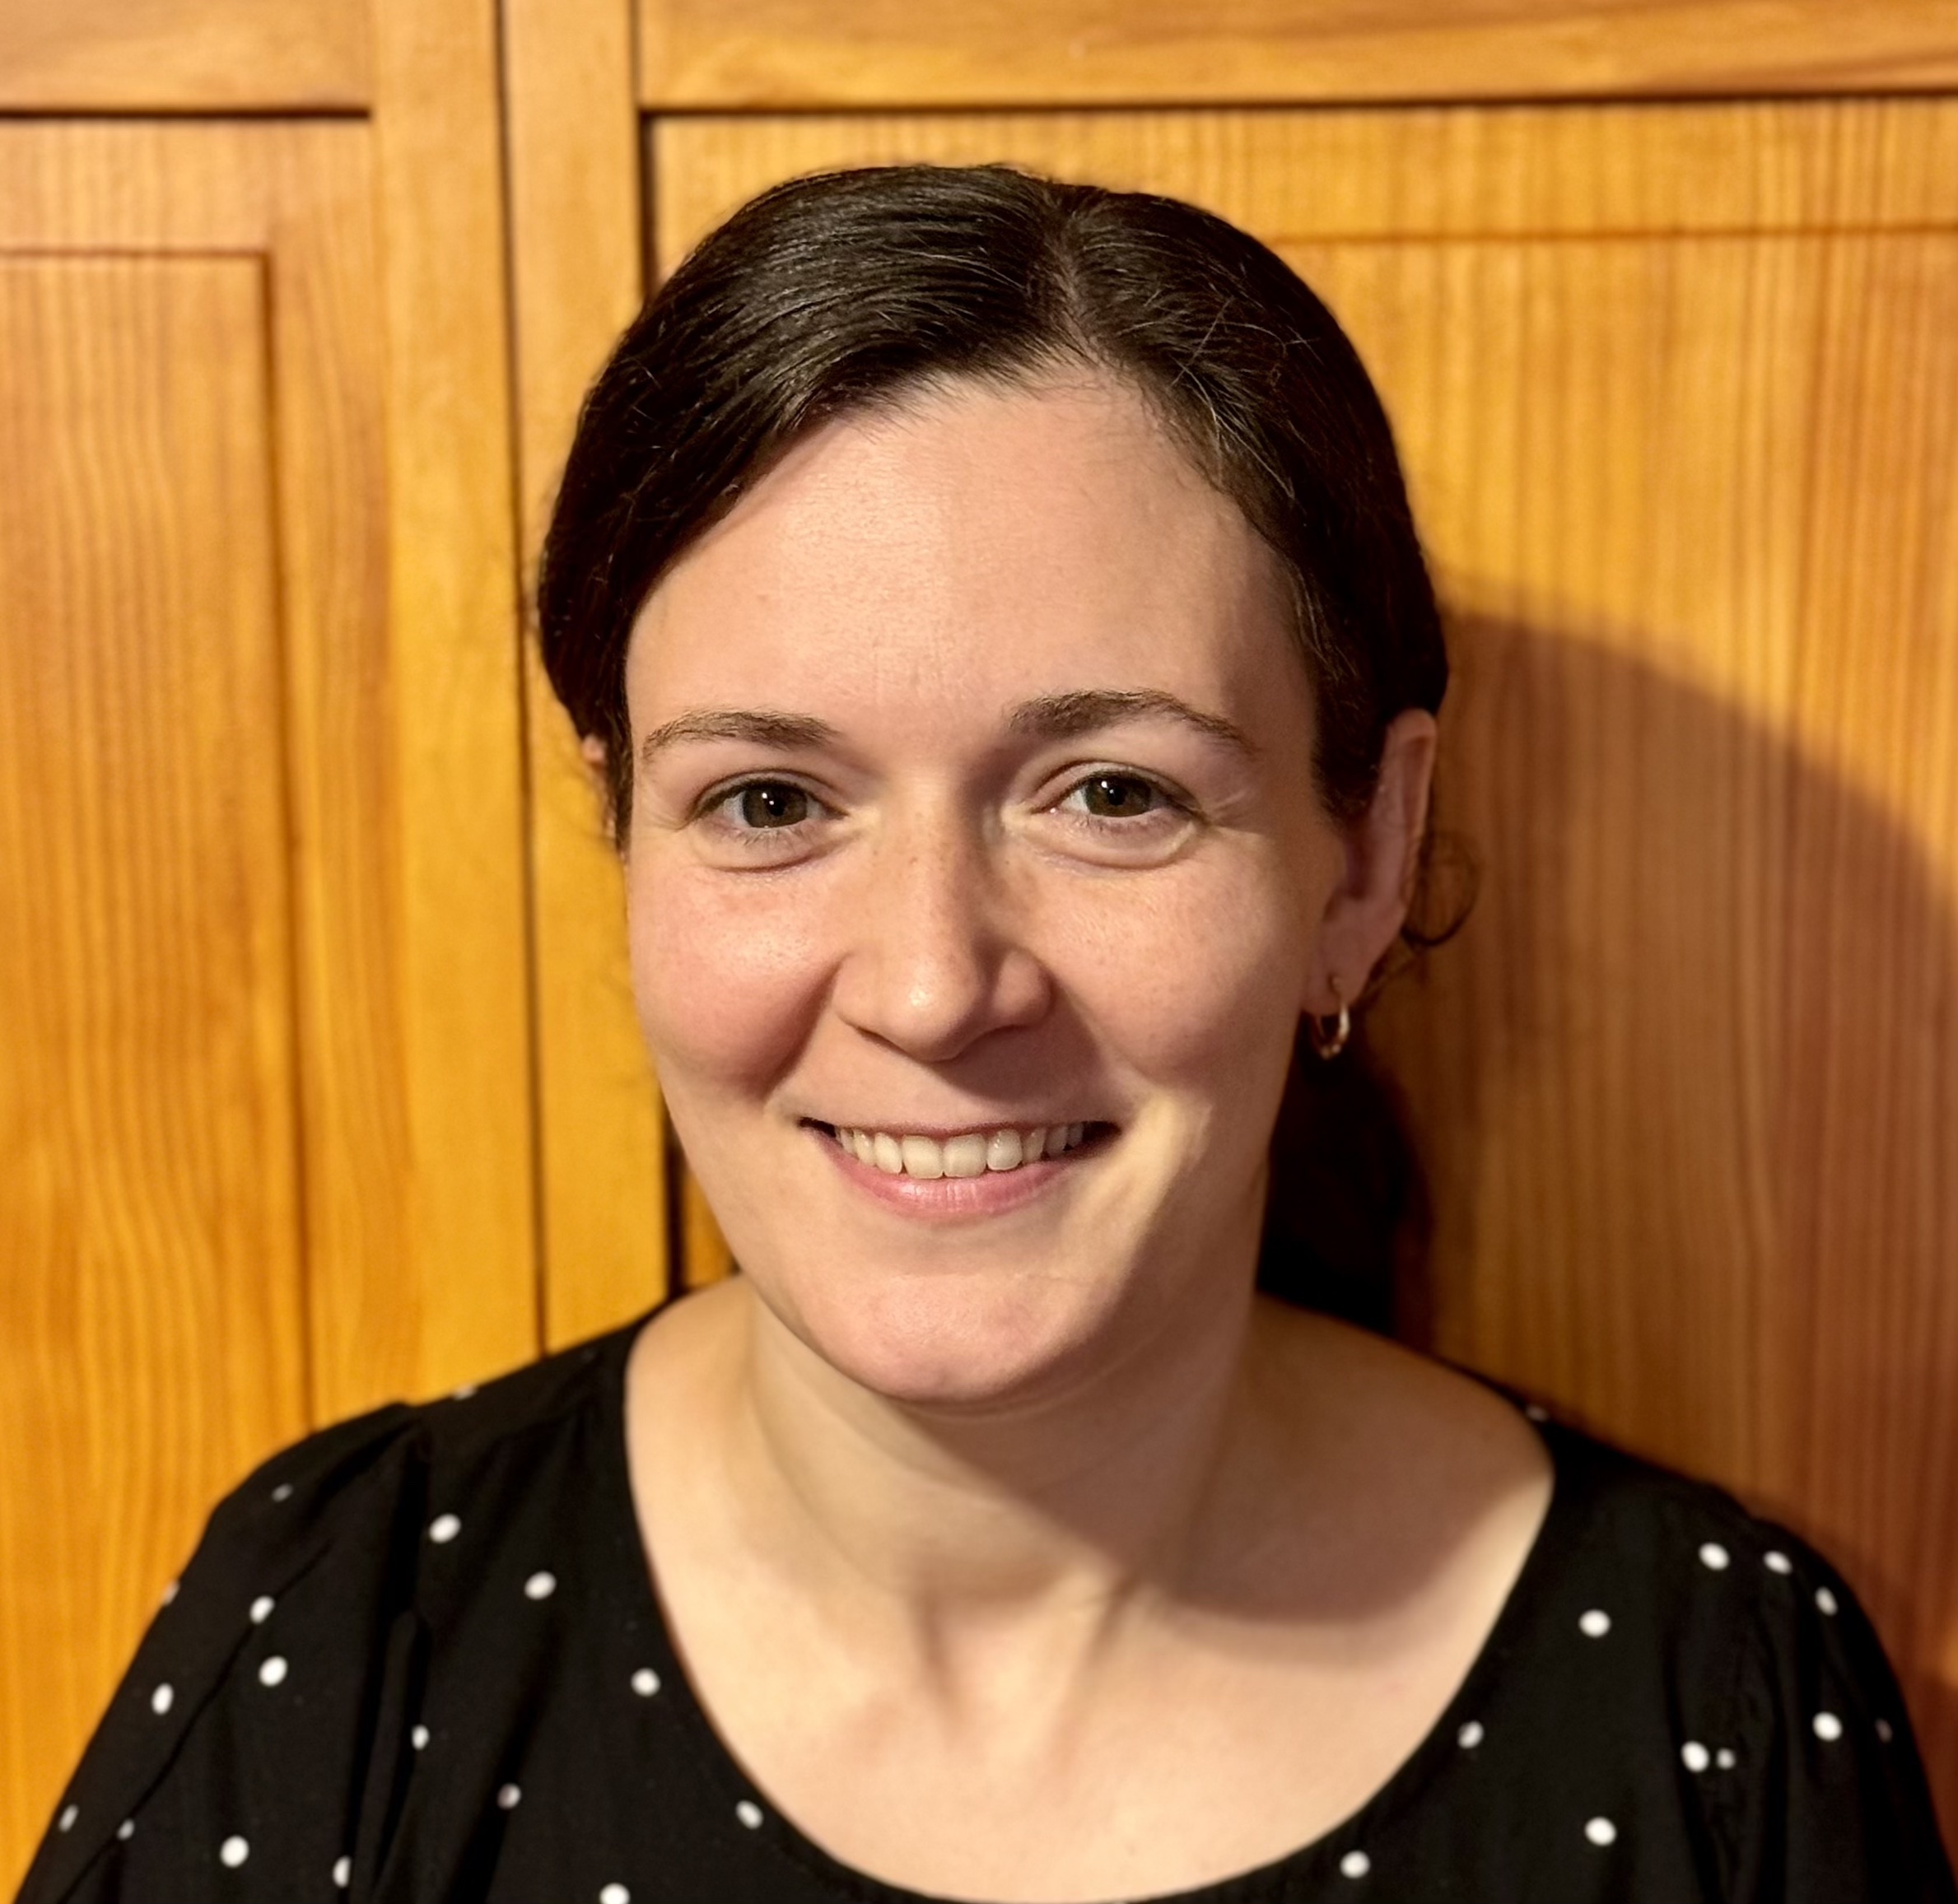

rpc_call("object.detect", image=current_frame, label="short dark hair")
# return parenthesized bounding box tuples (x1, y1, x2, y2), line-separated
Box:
(537, 162, 1463, 1329)
(538, 162, 1446, 840)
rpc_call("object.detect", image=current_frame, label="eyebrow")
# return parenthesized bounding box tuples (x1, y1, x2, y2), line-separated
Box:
(637, 709, 839, 769)
(635, 690, 1254, 770)
(1006, 690, 1256, 756)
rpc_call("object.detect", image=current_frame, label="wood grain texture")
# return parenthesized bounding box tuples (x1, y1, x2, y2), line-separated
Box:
(0, 124, 413, 1399)
(503, 0, 672, 1349)
(0, 255, 309, 1883)
(0, 118, 532, 1427)
(636, 0, 1958, 108)
(369, 0, 540, 1392)
(0, 0, 369, 109)
(0, 102, 543, 1882)
(650, 98, 1958, 1828)
(650, 100, 1958, 268)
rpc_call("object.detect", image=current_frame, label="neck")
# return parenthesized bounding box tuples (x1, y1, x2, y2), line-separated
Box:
(720, 1264, 1265, 1651)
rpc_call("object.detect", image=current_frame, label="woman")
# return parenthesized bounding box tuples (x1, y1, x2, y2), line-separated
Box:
(21, 165, 1954, 1903)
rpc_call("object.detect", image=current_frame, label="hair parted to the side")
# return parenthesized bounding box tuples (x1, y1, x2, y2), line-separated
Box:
(536, 161, 1471, 1329)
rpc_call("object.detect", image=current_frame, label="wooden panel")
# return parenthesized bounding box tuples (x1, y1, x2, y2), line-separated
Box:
(369, 0, 539, 1391)
(504, 0, 672, 1348)
(650, 97, 1958, 1824)
(0, 255, 308, 1878)
(0, 119, 536, 1426)
(0, 112, 539, 1885)
(0, 0, 538, 1869)
(650, 101, 1958, 268)
(0, 0, 368, 110)
(637, 0, 1958, 108)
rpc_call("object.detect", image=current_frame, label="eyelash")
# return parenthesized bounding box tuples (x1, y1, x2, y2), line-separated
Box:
(692, 767, 1196, 850)
(1050, 769, 1193, 829)
(697, 776, 832, 845)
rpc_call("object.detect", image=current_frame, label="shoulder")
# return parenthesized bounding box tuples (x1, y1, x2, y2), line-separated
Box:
(1270, 1324, 1955, 1899)
(1519, 1412, 1956, 1899)
(193, 1315, 642, 1627)
(1525, 1407, 1876, 1685)
(20, 1317, 647, 1903)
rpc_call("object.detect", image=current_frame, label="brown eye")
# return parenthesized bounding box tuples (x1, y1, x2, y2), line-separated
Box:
(1078, 774, 1159, 819)
(736, 782, 809, 828)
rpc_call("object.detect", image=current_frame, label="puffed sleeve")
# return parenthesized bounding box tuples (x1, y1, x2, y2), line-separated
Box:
(16, 1401, 429, 1904)
(1723, 1530, 1956, 1903)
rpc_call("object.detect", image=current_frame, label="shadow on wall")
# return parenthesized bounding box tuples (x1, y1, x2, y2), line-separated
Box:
(1302, 610, 1958, 1829)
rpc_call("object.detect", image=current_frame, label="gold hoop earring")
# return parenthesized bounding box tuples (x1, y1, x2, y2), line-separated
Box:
(1308, 980, 1351, 1062)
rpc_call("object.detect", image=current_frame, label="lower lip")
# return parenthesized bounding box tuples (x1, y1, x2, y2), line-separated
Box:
(813, 1129, 1093, 1220)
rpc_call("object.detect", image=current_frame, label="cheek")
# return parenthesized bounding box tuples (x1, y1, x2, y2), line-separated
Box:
(1043, 854, 1317, 1103)
(627, 862, 831, 1097)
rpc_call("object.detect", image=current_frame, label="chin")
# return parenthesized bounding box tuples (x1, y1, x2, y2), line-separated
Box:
(764, 1252, 1133, 1413)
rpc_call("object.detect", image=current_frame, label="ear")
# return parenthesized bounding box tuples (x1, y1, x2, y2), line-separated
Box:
(578, 732, 628, 852)
(1304, 708, 1438, 1015)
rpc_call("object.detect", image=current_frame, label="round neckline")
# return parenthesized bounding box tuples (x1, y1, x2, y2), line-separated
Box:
(593, 1302, 1584, 1904)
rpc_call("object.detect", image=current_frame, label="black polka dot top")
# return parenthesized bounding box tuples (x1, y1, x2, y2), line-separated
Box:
(21, 1308, 1956, 1904)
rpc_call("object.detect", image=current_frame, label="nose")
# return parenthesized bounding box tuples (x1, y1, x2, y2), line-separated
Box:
(830, 803, 1051, 1063)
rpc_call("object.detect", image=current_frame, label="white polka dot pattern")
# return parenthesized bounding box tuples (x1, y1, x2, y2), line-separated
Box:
(272, 1483, 294, 1503)
(49, 1317, 1940, 1903)
(161, 1580, 179, 1607)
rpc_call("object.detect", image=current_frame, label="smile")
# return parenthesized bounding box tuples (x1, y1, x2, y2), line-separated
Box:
(823, 1122, 1094, 1180)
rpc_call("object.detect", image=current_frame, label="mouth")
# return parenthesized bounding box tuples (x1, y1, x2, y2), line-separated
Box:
(807, 1120, 1109, 1181)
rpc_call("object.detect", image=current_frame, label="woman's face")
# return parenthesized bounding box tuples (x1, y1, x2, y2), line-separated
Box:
(622, 373, 1411, 1408)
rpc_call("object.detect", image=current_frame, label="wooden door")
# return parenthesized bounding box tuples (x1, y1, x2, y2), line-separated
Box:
(506, 6, 1958, 1838)
(0, 3, 539, 1884)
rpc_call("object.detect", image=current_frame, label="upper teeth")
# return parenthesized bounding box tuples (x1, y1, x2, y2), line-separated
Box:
(833, 1124, 1088, 1180)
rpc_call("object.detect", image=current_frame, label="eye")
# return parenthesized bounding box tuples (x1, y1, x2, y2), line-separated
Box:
(690, 777, 832, 857)
(730, 780, 810, 829)
(1057, 770, 1184, 823)
(1071, 773, 1161, 820)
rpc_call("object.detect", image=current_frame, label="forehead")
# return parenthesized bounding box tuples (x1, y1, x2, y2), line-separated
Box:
(626, 373, 1303, 732)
